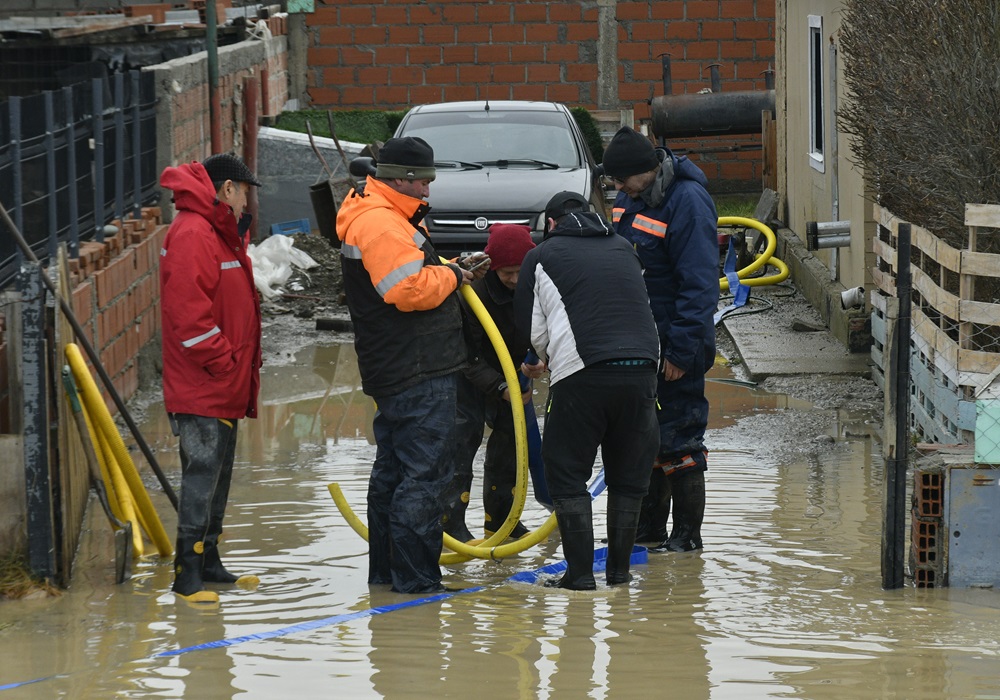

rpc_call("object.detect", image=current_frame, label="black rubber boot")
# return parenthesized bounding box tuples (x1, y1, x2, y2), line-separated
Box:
(442, 491, 475, 543)
(651, 470, 705, 553)
(635, 468, 671, 543)
(201, 533, 239, 584)
(545, 497, 596, 590)
(172, 535, 218, 603)
(606, 493, 642, 585)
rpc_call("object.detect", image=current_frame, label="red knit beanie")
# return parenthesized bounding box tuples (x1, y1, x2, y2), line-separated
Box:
(485, 224, 535, 270)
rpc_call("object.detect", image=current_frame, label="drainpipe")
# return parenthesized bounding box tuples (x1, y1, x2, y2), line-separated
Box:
(828, 38, 840, 281)
(207, 0, 222, 152)
(243, 75, 259, 241)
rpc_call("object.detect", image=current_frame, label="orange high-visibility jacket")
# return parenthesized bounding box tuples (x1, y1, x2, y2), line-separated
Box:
(336, 176, 467, 396)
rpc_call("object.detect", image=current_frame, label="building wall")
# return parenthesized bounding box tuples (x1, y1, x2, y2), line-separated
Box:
(777, 0, 872, 291)
(301, 0, 775, 191)
(148, 33, 288, 183)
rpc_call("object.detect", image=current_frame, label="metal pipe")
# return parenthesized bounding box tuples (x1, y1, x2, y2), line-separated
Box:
(243, 75, 259, 241)
(706, 63, 722, 93)
(10, 97, 23, 254)
(882, 222, 911, 590)
(20, 263, 56, 581)
(91, 77, 106, 243)
(207, 0, 222, 152)
(659, 54, 672, 95)
(806, 220, 852, 250)
(114, 72, 124, 223)
(45, 92, 58, 260)
(650, 90, 776, 139)
(829, 40, 840, 281)
(132, 70, 142, 220)
(63, 87, 79, 258)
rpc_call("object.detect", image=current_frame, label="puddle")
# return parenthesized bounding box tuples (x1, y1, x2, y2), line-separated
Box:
(2, 341, 999, 698)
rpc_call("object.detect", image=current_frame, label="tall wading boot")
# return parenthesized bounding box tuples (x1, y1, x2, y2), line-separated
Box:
(442, 490, 475, 543)
(202, 532, 261, 588)
(634, 467, 671, 543)
(651, 470, 706, 553)
(545, 497, 597, 590)
(606, 493, 643, 585)
(172, 535, 219, 604)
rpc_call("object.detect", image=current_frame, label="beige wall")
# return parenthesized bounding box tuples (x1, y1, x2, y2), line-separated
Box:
(777, 0, 873, 291)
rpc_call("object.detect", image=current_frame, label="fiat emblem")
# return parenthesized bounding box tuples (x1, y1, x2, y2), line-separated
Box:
(474, 216, 489, 231)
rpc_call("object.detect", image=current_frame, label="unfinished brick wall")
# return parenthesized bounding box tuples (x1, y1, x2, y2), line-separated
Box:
(304, 0, 774, 190)
(69, 212, 166, 416)
(153, 32, 289, 168)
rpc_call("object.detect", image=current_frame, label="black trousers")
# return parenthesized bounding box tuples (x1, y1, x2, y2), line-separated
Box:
(542, 365, 659, 502)
(170, 413, 238, 542)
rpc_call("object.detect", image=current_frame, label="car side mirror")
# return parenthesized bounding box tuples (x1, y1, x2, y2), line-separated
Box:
(592, 163, 606, 180)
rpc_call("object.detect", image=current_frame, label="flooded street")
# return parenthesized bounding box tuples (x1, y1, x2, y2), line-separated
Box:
(3, 338, 1000, 699)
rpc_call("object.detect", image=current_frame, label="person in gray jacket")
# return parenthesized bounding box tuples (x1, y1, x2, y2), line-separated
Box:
(515, 191, 660, 589)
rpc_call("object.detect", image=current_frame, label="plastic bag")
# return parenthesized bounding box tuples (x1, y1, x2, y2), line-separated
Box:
(247, 235, 318, 300)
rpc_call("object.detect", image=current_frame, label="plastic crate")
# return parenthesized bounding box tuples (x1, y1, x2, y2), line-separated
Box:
(270, 218, 312, 236)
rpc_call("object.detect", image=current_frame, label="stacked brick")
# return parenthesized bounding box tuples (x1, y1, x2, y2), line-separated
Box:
(910, 469, 946, 587)
(67, 208, 167, 417)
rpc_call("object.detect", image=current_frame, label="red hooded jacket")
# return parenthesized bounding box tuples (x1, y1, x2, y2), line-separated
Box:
(159, 162, 261, 419)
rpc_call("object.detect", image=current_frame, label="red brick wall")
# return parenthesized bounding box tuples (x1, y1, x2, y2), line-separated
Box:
(163, 37, 289, 166)
(305, 0, 774, 190)
(68, 212, 165, 416)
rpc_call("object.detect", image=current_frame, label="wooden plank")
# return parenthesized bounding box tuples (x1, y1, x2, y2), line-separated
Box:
(875, 203, 897, 232)
(958, 348, 1000, 376)
(872, 267, 896, 297)
(912, 267, 959, 320)
(873, 237, 896, 266)
(960, 250, 1000, 279)
(958, 299, 1000, 327)
(0, 435, 25, 556)
(55, 247, 89, 586)
(965, 203, 1000, 229)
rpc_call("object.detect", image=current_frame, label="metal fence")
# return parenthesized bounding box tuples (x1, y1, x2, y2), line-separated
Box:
(0, 69, 158, 288)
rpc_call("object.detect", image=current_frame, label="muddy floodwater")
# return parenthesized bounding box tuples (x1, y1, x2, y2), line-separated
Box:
(3, 339, 1000, 699)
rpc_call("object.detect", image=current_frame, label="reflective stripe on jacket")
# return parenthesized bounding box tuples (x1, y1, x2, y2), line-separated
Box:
(159, 161, 262, 419)
(336, 176, 466, 397)
(611, 152, 719, 375)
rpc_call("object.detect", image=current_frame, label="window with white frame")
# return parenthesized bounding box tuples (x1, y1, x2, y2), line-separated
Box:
(808, 14, 825, 173)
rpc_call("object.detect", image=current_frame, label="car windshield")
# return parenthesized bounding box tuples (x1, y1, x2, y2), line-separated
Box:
(399, 110, 581, 168)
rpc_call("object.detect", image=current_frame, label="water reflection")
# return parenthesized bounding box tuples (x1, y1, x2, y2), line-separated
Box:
(4, 340, 1000, 698)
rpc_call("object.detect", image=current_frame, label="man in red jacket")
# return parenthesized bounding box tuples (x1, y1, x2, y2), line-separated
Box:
(159, 153, 263, 604)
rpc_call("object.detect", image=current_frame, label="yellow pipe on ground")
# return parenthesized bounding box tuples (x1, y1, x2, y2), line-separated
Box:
(93, 416, 144, 557)
(66, 343, 173, 557)
(717, 216, 790, 291)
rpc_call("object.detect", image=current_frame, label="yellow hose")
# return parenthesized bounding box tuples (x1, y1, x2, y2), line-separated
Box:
(65, 343, 173, 557)
(329, 268, 550, 563)
(717, 216, 790, 291)
(92, 415, 144, 556)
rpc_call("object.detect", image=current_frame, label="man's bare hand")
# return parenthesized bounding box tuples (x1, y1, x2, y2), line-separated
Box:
(662, 359, 686, 382)
(520, 358, 546, 379)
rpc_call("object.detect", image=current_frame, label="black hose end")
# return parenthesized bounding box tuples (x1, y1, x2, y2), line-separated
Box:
(806, 220, 818, 251)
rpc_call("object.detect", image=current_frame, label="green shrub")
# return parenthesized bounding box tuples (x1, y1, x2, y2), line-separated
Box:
(571, 107, 605, 163)
(274, 110, 401, 144)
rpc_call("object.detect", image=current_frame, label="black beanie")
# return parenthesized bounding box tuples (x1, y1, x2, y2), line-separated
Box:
(601, 127, 659, 179)
(376, 136, 436, 181)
